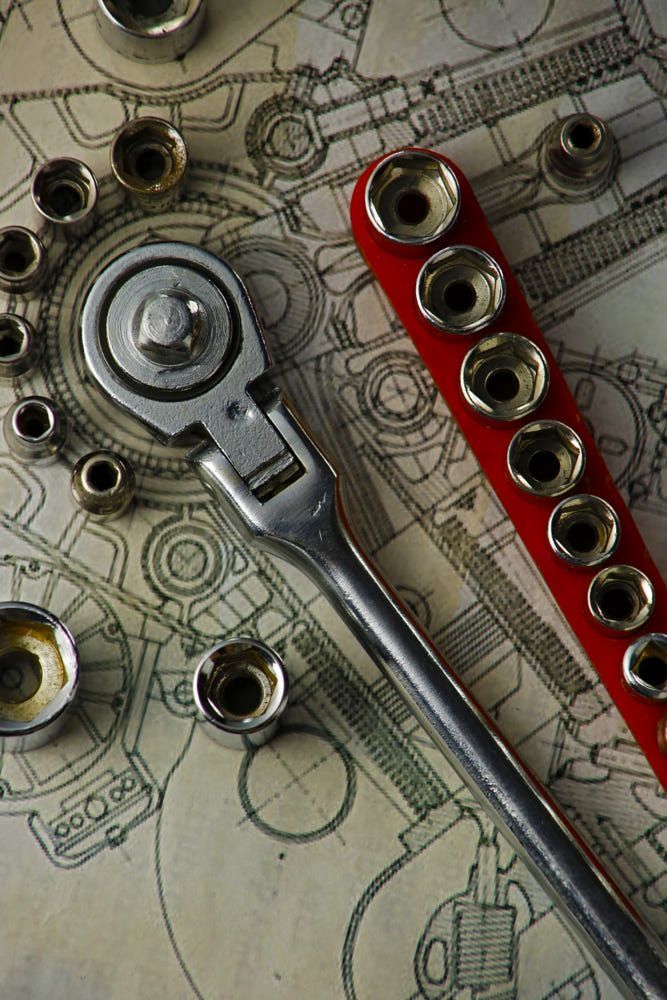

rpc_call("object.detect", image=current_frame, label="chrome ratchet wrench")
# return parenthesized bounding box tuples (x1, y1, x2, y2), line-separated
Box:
(81, 243, 667, 998)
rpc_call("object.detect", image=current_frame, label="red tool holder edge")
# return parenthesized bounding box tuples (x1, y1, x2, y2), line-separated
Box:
(350, 147, 667, 790)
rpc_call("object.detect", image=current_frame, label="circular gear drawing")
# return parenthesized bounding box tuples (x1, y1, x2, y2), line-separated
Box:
(143, 514, 227, 600)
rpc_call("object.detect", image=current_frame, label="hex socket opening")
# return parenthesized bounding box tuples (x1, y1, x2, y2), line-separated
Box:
(461, 333, 549, 421)
(32, 159, 98, 226)
(15, 401, 53, 441)
(548, 494, 620, 567)
(0, 317, 27, 359)
(0, 228, 45, 291)
(623, 634, 667, 701)
(111, 118, 188, 197)
(588, 565, 654, 632)
(417, 245, 505, 334)
(365, 150, 460, 245)
(507, 421, 585, 496)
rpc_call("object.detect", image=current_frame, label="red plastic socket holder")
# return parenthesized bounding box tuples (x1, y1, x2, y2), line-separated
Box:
(351, 147, 667, 789)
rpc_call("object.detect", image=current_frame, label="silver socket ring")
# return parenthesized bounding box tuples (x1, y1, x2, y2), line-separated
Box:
(193, 637, 289, 749)
(0, 602, 78, 751)
(623, 634, 667, 701)
(0, 227, 47, 294)
(110, 117, 188, 210)
(3, 396, 67, 465)
(417, 245, 505, 334)
(31, 158, 98, 238)
(460, 332, 549, 421)
(365, 149, 460, 245)
(507, 420, 585, 497)
(0, 314, 39, 379)
(548, 494, 620, 567)
(95, 0, 206, 63)
(588, 565, 655, 633)
(544, 113, 617, 195)
(71, 451, 136, 521)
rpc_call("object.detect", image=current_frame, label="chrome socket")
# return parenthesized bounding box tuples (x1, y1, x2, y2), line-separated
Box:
(0, 314, 39, 379)
(588, 565, 655, 632)
(0, 602, 78, 751)
(548, 494, 620, 567)
(417, 245, 505, 334)
(544, 113, 617, 196)
(193, 637, 289, 750)
(31, 158, 98, 239)
(71, 451, 136, 521)
(0, 227, 47, 295)
(365, 150, 460, 245)
(507, 420, 585, 497)
(95, 0, 206, 63)
(460, 332, 549, 421)
(3, 396, 67, 465)
(110, 117, 188, 211)
(623, 634, 667, 701)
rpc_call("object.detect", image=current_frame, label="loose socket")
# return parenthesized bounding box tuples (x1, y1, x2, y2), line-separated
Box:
(95, 0, 206, 63)
(544, 113, 617, 196)
(71, 451, 136, 521)
(460, 332, 549, 421)
(193, 637, 289, 750)
(507, 420, 585, 497)
(548, 494, 620, 567)
(110, 117, 188, 211)
(623, 634, 667, 701)
(416, 245, 505, 334)
(588, 565, 655, 633)
(365, 149, 460, 245)
(0, 601, 78, 751)
(31, 158, 98, 239)
(0, 227, 47, 295)
(3, 396, 67, 465)
(0, 314, 39, 379)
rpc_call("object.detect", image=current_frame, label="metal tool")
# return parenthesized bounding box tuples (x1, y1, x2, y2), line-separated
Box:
(80, 241, 667, 998)
(4, 395, 67, 464)
(95, 0, 206, 63)
(32, 157, 98, 239)
(0, 602, 79, 751)
(71, 450, 136, 521)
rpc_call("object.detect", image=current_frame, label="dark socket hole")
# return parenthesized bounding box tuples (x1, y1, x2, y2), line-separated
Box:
(133, 146, 168, 182)
(87, 460, 120, 493)
(0, 330, 22, 357)
(0, 248, 30, 275)
(0, 649, 42, 704)
(16, 403, 50, 440)
(598, 584, 635, 622)
(220, 674, 263, 717)
(485, 368, 520, 402)
(527, 449, 560, 482)
(443, 280, 476, 314)
(396, 190, 429, 225)
(565, 519, 599, 553)
(48, 182, 84, 218)
(635, 655, 667, 690)
(124, 0, 173, 16)
(568, 122, 598, 150)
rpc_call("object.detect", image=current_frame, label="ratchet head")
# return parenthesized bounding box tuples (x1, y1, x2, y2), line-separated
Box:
(81, 242, 297, 494)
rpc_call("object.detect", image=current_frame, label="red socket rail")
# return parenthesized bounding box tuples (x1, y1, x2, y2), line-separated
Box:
(351, 147, 667, 789)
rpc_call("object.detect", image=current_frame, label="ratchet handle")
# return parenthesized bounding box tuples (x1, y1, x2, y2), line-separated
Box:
(191, 396, 667, 999)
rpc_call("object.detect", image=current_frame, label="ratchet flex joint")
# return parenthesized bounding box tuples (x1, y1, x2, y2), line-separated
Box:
(81, 240, 667, 998)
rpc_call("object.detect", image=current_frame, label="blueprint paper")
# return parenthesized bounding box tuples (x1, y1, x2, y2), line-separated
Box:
(0, 1, 666, 996)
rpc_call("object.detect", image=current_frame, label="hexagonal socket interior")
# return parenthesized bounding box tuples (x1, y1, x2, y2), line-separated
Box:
(417, 245, 505, 334)
(548, 494, 620, 567)
(623, 634, 667, 701)
(460, 332, 549, 421)
(71, 451, 136, 521)
(507, 420, 585, 497)
(544, 113, 617, 194)
(0, 314, 38, 379)
(0, 227, 47, 294)
(365, 150, 460, 244)
(32, 158, 98, 236)
(111, 117, 188, 205)
(3, 396, 67, 465)
(588, 565, 655, 632)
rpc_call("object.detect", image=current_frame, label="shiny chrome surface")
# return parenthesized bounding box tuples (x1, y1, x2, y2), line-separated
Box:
(110, 117, 188, 211)
(365, 150, 460, 245)
(588, 564, 655, 632)
(0, 314, 39, 379)
(416, 245, 505, 334)
(0, 226, 47, 295)
(544, 113, 618, 196)
(3, 395, 67, 465)
(193, 637, 289, 749)
(81, 241, 667, 998)
(507, 420, 585, 497)
(71, 450, 136, 521)
(548, 494, 620, 567)
(623, 633, 667, 701)
(460, 332, 549, 421)
(31, 157, 98, 238)
(0, 602, 78, 751)
(95, 0, 206, 63)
